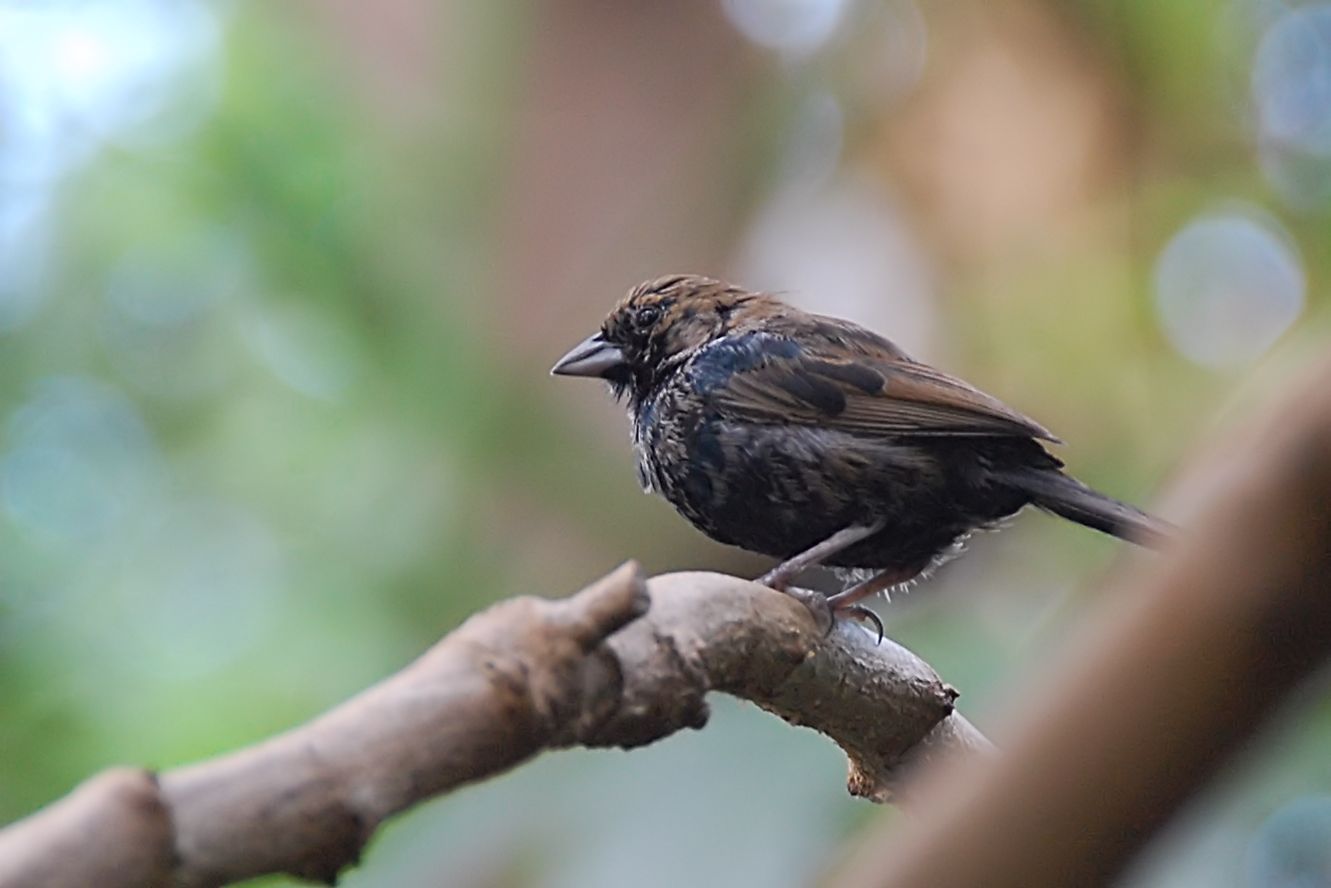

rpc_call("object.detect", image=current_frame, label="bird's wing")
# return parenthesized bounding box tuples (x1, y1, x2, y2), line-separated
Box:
(701, 332, 1059, 441)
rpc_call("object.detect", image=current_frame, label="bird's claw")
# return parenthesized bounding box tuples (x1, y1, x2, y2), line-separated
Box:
(778, 588, 884, 644)
(843, 605, 885, 645)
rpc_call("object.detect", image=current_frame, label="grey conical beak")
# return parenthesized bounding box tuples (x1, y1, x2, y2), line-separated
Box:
(550, 333, 627, 378)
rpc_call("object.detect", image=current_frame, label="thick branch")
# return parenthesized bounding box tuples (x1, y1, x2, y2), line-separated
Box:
(0, 565, 983, 888)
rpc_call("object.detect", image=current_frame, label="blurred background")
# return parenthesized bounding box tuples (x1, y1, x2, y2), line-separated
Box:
(0, 0, 1328, 885)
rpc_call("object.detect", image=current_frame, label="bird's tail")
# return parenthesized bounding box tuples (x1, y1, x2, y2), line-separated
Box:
(996, 469, 1173, 549)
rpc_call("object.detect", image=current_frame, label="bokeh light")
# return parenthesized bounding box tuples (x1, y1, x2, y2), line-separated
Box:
(1153, 207, 1304, 368)
(0, 0, 221, 335)
(1252, 5, 1331, 155)
(1251, 4, 1331, 211)
(0, 0, 220, 180)
(1, 377, 161, 546)
(736, 176, 936, 356)
(721, 0, 851, 57)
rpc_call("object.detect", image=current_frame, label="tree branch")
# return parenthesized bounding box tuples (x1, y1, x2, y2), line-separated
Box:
(0, 565, 985, 888)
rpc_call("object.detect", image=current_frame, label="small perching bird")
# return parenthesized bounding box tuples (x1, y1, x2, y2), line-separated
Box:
(552, 274, 1170, 631)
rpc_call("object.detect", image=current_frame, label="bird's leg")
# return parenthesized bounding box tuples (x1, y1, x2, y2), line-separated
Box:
(825, 565, 917, 610)
(758, 519, 887, 591)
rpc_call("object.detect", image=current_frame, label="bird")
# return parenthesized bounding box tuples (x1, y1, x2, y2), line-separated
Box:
(551, 274, 1171, 634)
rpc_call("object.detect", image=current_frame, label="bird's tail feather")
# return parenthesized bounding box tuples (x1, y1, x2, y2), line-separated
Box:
(997, 469, 1173, 549)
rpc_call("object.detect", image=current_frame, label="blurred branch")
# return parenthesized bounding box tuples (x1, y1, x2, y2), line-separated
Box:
(0, 566, 984, 888)
(832, 356, 1331, 888)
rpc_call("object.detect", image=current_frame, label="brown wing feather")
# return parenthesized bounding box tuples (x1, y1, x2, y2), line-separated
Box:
(710, 332, 1060, 442)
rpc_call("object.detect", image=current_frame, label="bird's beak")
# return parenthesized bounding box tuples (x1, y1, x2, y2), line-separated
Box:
(550, 332, 627, 378)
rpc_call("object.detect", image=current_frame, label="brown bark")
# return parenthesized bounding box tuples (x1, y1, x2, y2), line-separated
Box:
(0, 566, 982, 887)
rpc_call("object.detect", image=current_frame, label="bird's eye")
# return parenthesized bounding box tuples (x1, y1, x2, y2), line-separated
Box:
(634, 305, 661, 328)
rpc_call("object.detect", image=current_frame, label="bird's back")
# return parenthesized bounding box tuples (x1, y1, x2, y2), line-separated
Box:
(633, 330, 1050, 570)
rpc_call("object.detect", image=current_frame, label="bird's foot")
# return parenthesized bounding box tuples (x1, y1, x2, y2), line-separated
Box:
(780, 588, 884, 644)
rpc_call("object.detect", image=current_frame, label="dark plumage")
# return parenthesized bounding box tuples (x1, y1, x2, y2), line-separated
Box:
(553, 274, 1170, 621)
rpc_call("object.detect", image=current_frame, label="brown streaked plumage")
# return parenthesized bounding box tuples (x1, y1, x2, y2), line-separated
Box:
(553, 274, 1170, 629)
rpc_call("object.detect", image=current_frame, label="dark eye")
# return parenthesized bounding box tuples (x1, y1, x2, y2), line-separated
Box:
(635, 305, 661, 328)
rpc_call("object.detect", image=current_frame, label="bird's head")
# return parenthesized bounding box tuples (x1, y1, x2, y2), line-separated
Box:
(551, 274, 768, 402)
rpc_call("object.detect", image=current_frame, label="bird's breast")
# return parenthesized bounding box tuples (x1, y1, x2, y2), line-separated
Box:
(633, 384, 859, 549)
(631, 384, 720, 510)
